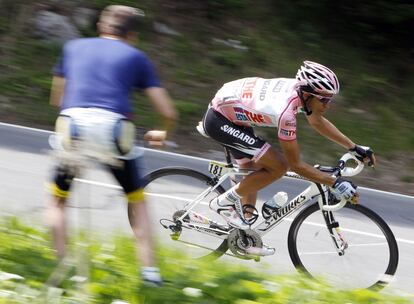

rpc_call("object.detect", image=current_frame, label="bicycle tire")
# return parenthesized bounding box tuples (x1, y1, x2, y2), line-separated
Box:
(288, 202, 399, 290)
(143, 167, 229, 261)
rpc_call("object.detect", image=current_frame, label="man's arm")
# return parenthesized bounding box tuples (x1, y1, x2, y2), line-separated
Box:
(143, 87, 178, 144)
(50, 76, 66, 107)
(280, 139, 336, 186)
(144, 87, 177, 130)
(306, 113, 354, 149)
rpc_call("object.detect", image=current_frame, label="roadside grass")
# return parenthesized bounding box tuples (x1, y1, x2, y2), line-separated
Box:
(0, 218, 411, 304)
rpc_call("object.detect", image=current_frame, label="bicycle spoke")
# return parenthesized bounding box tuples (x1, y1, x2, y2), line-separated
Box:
(144, 168, 229, 260)
(289, 203, 398, 290)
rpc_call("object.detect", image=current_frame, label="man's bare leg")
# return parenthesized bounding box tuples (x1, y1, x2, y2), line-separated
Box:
(128, 200, 155, 267)
(128, 199, 162, 285)
(46, 196, 67, 260)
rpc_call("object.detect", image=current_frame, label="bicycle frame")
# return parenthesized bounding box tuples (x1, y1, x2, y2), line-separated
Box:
(173, 149, 364, 243)
(175, 166, 329, 239)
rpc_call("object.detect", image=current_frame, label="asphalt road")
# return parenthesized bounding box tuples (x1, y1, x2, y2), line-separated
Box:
(0, 122, 413, 293)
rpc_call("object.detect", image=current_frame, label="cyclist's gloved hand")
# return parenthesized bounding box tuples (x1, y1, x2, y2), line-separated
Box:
(349, 145, 376, 167)
(331, 177, 358, 202)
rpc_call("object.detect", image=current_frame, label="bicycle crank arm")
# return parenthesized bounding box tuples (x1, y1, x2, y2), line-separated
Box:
(173, 239, 260, 261)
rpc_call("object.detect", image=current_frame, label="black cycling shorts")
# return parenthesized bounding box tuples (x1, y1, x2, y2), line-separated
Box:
(202, 107, 270, 163)
(51, 155, 147, 202)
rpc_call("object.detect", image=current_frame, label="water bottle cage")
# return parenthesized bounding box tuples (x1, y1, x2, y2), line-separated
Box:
(242, 204, 259, 225)
(262, 204, 280, 220)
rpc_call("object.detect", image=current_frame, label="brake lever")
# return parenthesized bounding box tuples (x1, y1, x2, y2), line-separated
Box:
(366, 150, 375, 168)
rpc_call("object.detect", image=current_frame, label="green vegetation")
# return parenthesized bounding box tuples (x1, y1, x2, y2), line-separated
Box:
(0, 218, 411, 303)
(0, 1, 412, 160)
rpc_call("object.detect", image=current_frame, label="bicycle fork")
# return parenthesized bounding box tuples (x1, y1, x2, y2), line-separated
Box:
(323, 210, 348, 256)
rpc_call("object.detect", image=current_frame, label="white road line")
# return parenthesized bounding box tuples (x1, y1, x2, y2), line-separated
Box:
(299, 242, 389, 255)
(299, 220, 388, 239)
(146, 192, 414, 246)
(74, 178, 122, 190)
(287, 218, 414, 245)
(348, 242, 389, 247)
(358, 187, 414, 200)
(0, 122, 53, 134)
(299, 251, 339, 256)
(1, 122, 414, 200)
(67, 176, 414, 246)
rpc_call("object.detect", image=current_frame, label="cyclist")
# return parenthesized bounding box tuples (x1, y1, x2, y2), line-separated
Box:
(46, 5, 177, 286)
(201, 61, 376, 255)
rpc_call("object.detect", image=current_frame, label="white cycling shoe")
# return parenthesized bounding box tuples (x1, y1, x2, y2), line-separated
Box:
(209, 196, 250, 230)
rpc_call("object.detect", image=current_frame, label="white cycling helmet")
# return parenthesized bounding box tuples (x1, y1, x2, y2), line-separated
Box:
(296, 61, 340, 95)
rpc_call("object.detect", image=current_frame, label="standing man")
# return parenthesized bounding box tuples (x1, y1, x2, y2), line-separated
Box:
(47, 5, 177, 286)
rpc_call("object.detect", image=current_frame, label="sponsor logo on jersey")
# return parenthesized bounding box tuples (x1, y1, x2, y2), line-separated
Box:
(272, 80, 285, 93)
(280, 128, 296, 137)
(259, 80, 271, 101)
(222, 95, 239, 103)
(241, 78, 258, 100)
(234, 107, 247, 120)
(285, 120, 296, 127)
(234, 107, 265, 124)
(220, 125, 256, 145)
(284, 114, 296, 127)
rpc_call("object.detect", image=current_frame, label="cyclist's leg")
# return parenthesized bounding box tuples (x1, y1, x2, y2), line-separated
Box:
(235, 160, 262, 208)
(236, 147, 288, 198)
(203, 107, 288, 205)
(46, 164, 76, 259)
(108, 155, 162, 285)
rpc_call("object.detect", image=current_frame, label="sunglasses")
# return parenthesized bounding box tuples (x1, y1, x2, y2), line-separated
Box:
(310, 93, 333, 104)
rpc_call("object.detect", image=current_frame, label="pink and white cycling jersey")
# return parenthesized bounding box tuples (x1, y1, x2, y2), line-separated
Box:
(211, 77, 302, 141)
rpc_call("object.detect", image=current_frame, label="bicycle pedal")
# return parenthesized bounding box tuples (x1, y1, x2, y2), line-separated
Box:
(170, 231, 181, 241)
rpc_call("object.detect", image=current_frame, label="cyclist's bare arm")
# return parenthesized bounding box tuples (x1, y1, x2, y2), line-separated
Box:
(280, 139, 336, 187)
(50, 76, 66, 107)
(306, 113, 354, 149)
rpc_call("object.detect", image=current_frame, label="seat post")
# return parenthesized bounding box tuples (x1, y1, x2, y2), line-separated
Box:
(223, 146, 234, 167)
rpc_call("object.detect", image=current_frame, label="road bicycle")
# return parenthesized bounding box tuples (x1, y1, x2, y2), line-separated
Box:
(143, 137, 399, 290)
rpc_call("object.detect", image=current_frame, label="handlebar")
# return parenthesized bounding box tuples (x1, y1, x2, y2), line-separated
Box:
(337, 153, 364, 177)
(320, 152, 364, 212)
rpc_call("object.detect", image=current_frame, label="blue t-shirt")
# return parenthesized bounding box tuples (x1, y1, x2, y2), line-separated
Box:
(53, 37, 161, 116)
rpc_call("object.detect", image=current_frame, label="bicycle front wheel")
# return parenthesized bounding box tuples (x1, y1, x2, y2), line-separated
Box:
(143, 167, 229, 260)
(288, 202, 398, 290)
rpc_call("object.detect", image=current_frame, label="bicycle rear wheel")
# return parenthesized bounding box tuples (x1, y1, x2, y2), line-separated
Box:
(143, 167, 229, 260)
(288, 202, 398, 290)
